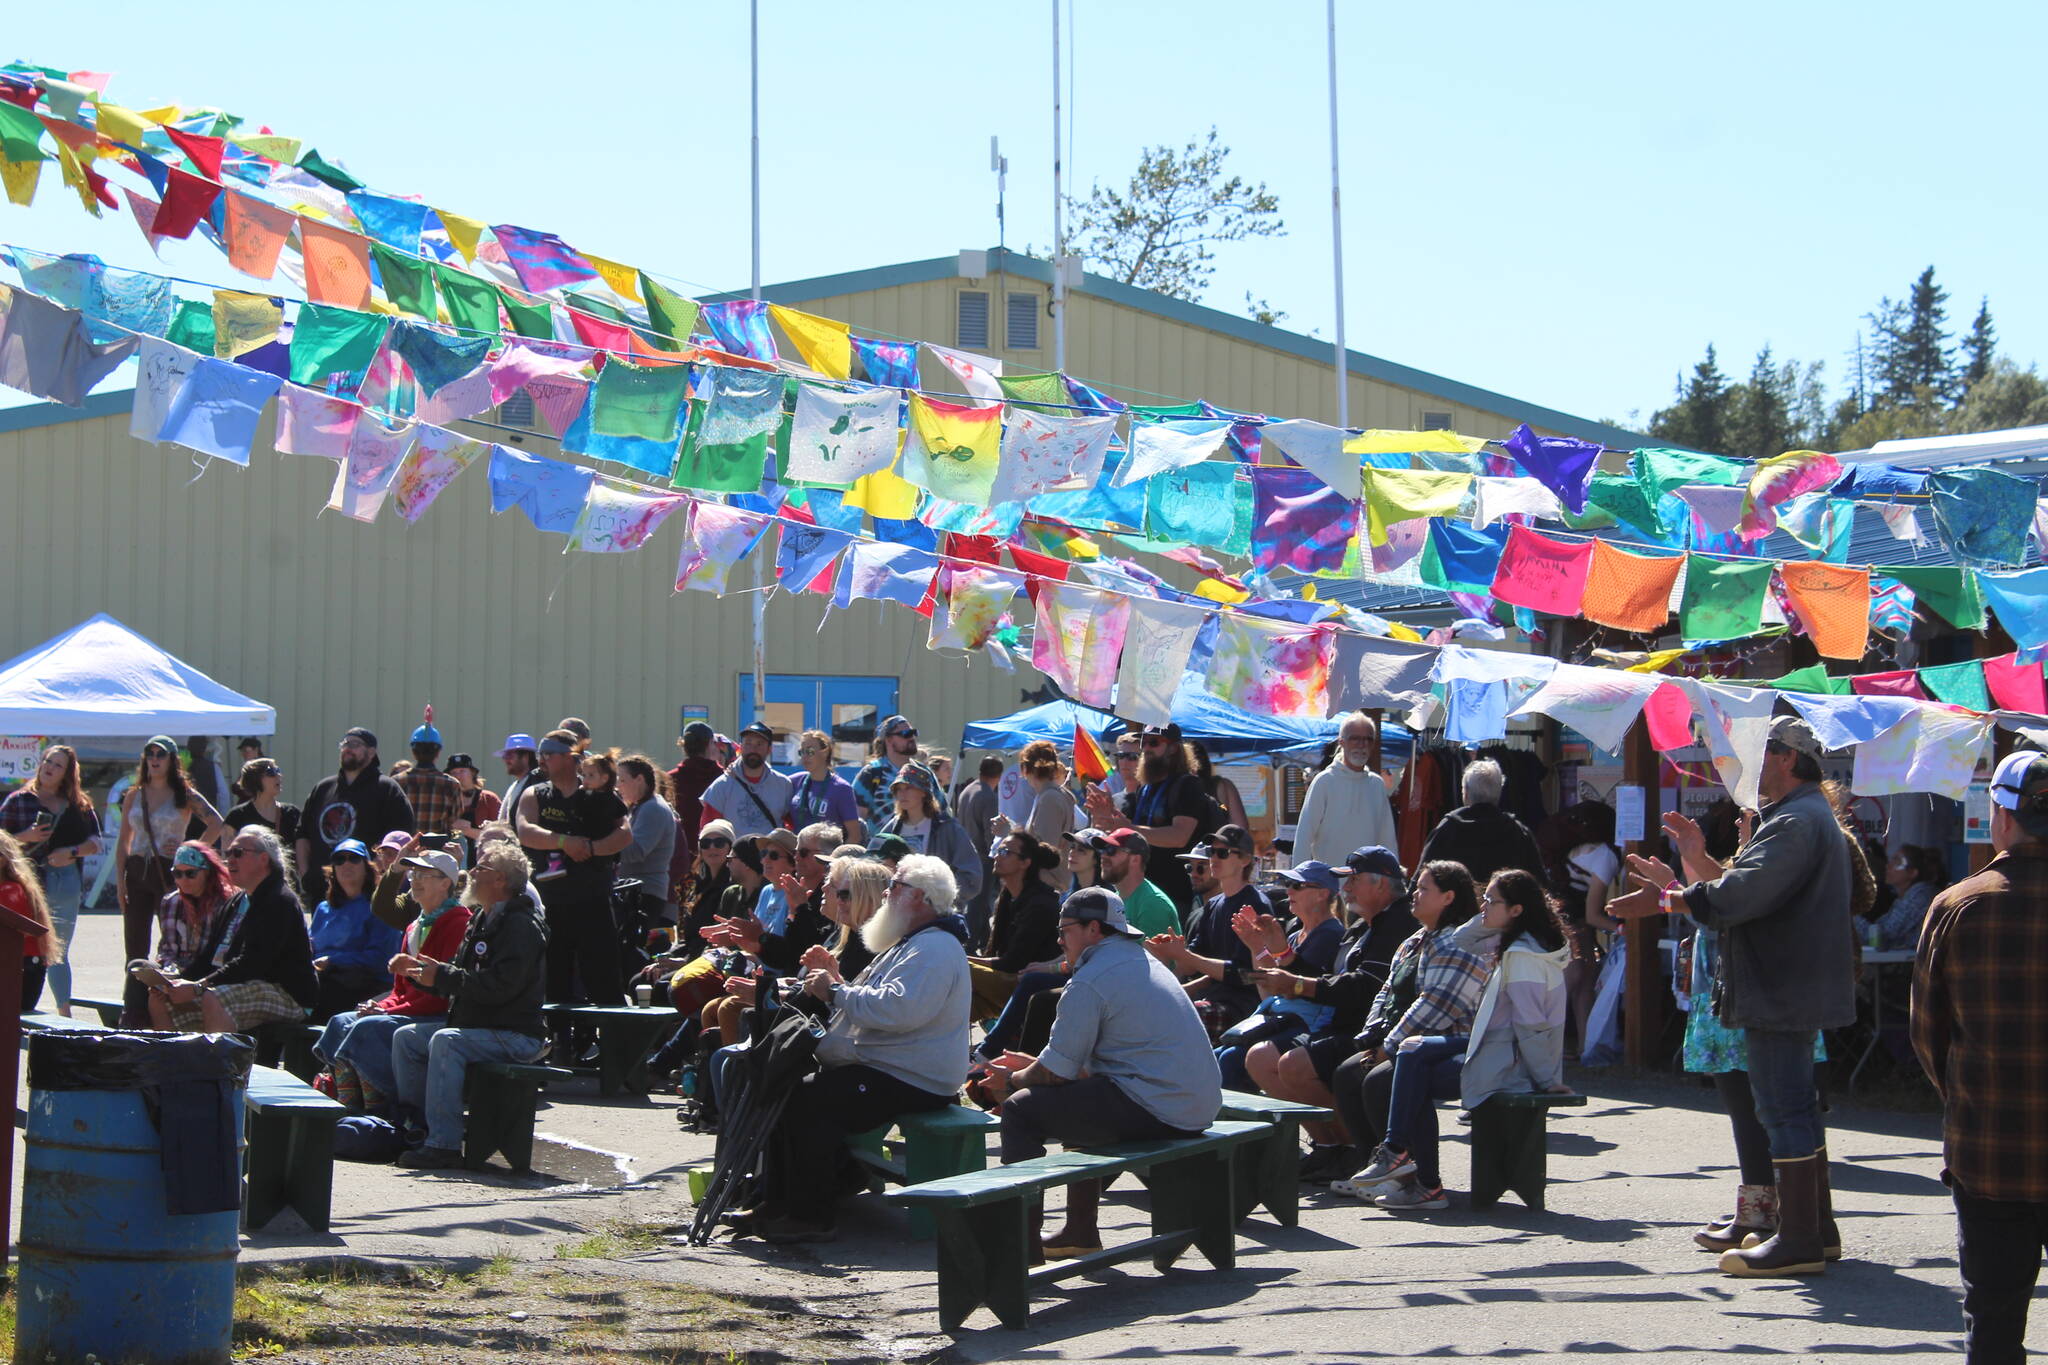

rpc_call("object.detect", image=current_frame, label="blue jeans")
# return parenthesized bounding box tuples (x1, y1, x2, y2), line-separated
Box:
(40, 863, 80, 1009)
(979, 970, 1063, 1058)
(317, 1010, 411, 1103)
(1384, 1035, 1468, 1188)
(390, 1018, 547, 1152)
(709, 1040, 749, 1109)
(1743, 1027, 1823, 1158)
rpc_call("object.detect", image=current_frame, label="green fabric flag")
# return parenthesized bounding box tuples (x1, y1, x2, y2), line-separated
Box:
(1678, 555, 1774, 640)
(640, 273, 700, 347)
(296, 148, 363, 192)
(771, 379, 797, 472)
(1764, 665, 1851, 695)
(369, 244, 436, 320)
(1880, 565, 1986, 630)
(1584, 470, 1667, 541)
(164, 299, 217, 354)
(674, 368, 779, 493)
(1634, 446, 1744, 503)
(0, 102, 46, 162)
(1559, 502, 1618, 531)
(289, 305, 389, 386)
(498, 288, 554, 340)
(434, 264, 501, 337)
(590, 358, 689, 442)
(1130, 402, 1205, 421)
(997, 370, 1070, 414)
(1918, 659, 1992, 711)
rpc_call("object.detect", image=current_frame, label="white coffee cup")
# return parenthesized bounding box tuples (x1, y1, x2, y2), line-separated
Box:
(633, 984, 654, 1008)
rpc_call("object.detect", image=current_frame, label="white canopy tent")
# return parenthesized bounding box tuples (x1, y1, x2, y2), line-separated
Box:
(0, 614, 275, 737)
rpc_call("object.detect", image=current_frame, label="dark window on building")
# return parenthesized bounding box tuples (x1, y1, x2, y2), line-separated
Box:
(956, 291, 990, 349)
(1421, 410, 1454, 430)
(1006, 293, 1040, 350)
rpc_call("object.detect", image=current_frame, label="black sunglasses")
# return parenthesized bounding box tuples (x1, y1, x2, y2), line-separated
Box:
(700, 837, 731, 850)
(890, 728, 918, 740)
(332, 853, 366, 864)
(835, 888, 853, 901)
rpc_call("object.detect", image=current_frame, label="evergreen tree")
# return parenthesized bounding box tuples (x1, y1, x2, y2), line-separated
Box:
(1869, 266, 1954, 402)
(1648, 345, 1732, 453)
(1726, 346, 1793, 458)
(1958, 298, 1997, 390)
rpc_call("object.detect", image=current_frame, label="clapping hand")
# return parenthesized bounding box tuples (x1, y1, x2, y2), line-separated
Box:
(723, 976, 758, 1005)
(1230, 906, 1287, 959)
(799, 944, 842, 983)
(1661, 812, 1706, 865)
(1144, 931, 1186, 965)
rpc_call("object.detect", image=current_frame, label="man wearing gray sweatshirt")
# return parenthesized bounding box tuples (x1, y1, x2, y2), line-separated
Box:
(751, 853, 972, 1244)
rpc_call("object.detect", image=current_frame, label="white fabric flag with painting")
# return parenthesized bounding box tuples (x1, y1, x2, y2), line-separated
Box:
(929, 566, 1024, 652)
(675, 502, 770, 595)
(989, 407, 1118, 506)
(785, 383, 901, 488)
(1115, 597, 1207, 728)
(1116, 418, 1233, 486)
(1031, 584, 1131, 708)
(923, 342, 1004, 405)
(325, 412, 419, 523)
(1260, 419, 1359, 500)
(392, 428, 490, 524)
(567, 477, 688, 553)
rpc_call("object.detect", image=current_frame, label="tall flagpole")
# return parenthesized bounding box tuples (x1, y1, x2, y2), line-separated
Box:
(1326, 0, 1349, 429)
(749, 0, 767, 725)
(1051, 0, 1066, 371)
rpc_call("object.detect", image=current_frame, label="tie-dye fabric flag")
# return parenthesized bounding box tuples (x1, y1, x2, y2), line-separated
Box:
(675, 368, 780, 493)
(699, 300, 777, 361)
(1208, 616, 1331, 718)
(1115, 597, 1208, 727)
(1250, 466, 1356, 574)
(833, 541, 941, 609)
(675, 502, 772, 595)
(990, 408, 1117, 506)
(1852, 704, 1992, 801)
(775, 521, 854, 595)
(590, 357, 689, 442)
(1501, 422, 1600, 514)
(325, 413, 418, 522)
(851, 334, 916, 388)
(489, 446, 595, 534)
(900, 394, 1003, 504)
(1030, 584, 1130, 708)
(155, 357, 282, 466)
(387, 322, 490, 396)
(1145, 461, 1249, 553)
(930, 566, 1023, 652)
(489, 224, 597, 295)
(1738, 449, 1842, 538)
(391, 428, 488, 523)
(566, 477, 688, 552)
(270, 381, 353, 459)
(1117, 418, 1232, 487)
(784, 383, 900, 487)
(1928, 467, 2039, 569)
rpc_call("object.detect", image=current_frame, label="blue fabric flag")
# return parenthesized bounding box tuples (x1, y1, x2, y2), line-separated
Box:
(700, 300, 778, 361)
(1929, 467, 2037, 569)
(347, 192, 430, 254)
(1501, 422, 1599, 514)
(489, 224, 598, 294)
(1030, 440, 1147, 531)
(155, 359, 283, 466)
(488, 446, 596, 534)
(559, 390, 677, 479)
(851, 335, 917, 389)
(388, 322, 492, 395)
(801, 486, 866, 533)
(833, 541, 941, 609)
(776, 522, 854, 591)
(1250, 465, 1355, 574)
(873, 516, 939, 551)
(1144, 462, 1248, 552)
(1782, 693, 1918, 749)
(1979, 566, 2048, 653)
(5, 249, 175, 343)
(1421, 520, 1510, 593)
(1064, 375, 1128, 413)
(1829, 463, 1928, 500)
(1445, 678, 1510, 743)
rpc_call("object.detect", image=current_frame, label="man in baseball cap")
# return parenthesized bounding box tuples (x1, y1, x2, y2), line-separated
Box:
(854, 714, 930, 826)
(1073, 828, 1177, 938)
(700, 720, 792, 839)
(1153, 825, 1261, 1019)
(976, 883, 1221, 1261)
(298, 726, 415, 909)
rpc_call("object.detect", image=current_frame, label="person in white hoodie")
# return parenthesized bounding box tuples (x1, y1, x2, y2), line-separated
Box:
(1460, 869, 1574, 1112)
(1295, 713, 1397, 868)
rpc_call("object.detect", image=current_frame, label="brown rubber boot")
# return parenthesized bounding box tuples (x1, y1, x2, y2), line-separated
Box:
(1695, 1183, 1775, 1252)
(1720, 1156, 1826, 1277)
(1816, 1146, 1840, 1260)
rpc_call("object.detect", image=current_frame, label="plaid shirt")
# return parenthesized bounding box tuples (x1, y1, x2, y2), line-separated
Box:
(396, 765, 461, 837)
(1382, 923, 1494, 1053)
(1912, 845, 2048, 1201)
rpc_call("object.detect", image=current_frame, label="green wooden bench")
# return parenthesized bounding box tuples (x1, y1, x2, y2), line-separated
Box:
(1217, 1089, 1333, 1227)
(69, 995, 124, 1027)
(848, 1105, 1001, 1238)
(244, 1063, 345, 1232)
(463, 1060, 576, 1173)
(542, 1003, 680, 1096)
(1467, 1091, 1587, 1212)
(889, 1119, 1268, 1332)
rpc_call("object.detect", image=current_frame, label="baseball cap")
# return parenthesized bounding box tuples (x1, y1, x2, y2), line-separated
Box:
(865, 832, 912, 862)
(738, 720, 775, 742)
(143, 735, 178, 758)
(1766, 715, 1824, 759)
(1078, 827, 1149, 857)
(343, 726, 378, 749)
(558, 718, 592, 743)
(400, 849, 460, 881)
(376, 830, 413, 853)
(1338, 845, 1405, 880)
(445, 753, 477, 773)
(1209, 824, 1255, 857)
(1991, 749, 2048, 813)
(1271, 860, 1342, 894)
(331, 838, 371, 861)
(683, 721, 716, 745)
(1059, 886, 1140, 937)
(1141, 722, 1183, 740)
(499, 733, 537, 756)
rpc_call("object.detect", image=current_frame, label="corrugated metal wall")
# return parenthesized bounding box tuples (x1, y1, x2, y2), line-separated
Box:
(0, 408, 1042, 795)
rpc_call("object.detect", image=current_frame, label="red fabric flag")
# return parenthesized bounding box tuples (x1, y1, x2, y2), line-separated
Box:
(164, 126, 224, 180)
(150, 166, 220, 239)
(1072, 723, 1110, 783)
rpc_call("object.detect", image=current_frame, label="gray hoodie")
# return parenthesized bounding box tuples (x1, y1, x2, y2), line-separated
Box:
(816, 920, 972, 1096)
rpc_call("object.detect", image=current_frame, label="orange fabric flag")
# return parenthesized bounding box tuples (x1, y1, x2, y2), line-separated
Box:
(222, 190, 293, 280)
(298, 216, 373, 308)
(1779, 561, 1871, 660)
(1582, 539, 1684, 634)
(1072, 723, 1110, 783)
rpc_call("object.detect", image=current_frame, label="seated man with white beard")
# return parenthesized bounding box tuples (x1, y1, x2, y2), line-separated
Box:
(742, 854, 972, 1245)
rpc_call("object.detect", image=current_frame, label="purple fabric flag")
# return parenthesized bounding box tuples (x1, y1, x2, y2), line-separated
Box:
(156, 357, 283, 466)
(488, 446, 595, 534)
(1501, 422, 1600, 514)
(833, 541, 941, 609)
(851, 334, 917, 388)
(1250, 467, 1357, 574)
(1064, 375, 1128, 413)
(700, 300, 778, 361)
(489, 224, 598, 295)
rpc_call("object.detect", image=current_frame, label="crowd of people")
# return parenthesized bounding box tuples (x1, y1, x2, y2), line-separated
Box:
(0, 702, 2029, 1354)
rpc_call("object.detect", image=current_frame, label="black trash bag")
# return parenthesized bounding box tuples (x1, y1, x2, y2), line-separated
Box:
(30, 1031, 254, 1215)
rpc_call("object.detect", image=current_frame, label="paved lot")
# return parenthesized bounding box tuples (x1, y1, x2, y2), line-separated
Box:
(19, 908, 2008, 1362)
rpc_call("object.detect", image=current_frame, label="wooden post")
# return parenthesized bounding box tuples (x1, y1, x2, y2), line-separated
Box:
(0, 899, 39, 1275)
(1623, 718, 1666, 1068)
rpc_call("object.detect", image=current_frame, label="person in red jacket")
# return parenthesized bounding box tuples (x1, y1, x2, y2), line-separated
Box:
(313, 849, 472, 1114)
(0, 830, 55, 1011)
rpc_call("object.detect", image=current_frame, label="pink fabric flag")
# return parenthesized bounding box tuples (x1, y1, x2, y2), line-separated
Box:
(487, 344, 589, 404)
(525, 374, 590, 438)
(1030, 584, 1130, 707)
(417, 365, 496, 424)
(567, 477, 688, 553)
(1643, 682, 1694, 752)
(392, 428, 488, 523)
(1739, 450, 1843, 538)
(1983, 653, 2047, 713)
(275, 383, 356, 459)
(325, 413, 418, 522)
(1490, 524, 1595, 615)
(1209, 617, 1332, 718)
(1850, 670, 1929, 700)
(675, 502, 770, 595)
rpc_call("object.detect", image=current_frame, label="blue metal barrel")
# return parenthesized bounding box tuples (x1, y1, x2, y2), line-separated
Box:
(16, 1031, 249, 1365)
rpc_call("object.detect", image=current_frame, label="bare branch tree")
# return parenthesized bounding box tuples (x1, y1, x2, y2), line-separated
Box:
(1070, 128, 1285, 302)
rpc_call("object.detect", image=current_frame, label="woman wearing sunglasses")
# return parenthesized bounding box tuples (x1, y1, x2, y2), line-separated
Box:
(222, 759, 302, 853)
(128, 841, 234, 1019)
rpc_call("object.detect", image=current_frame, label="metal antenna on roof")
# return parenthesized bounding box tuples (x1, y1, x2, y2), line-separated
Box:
(991, 136, 1009, 253)
(1326, 0, 1350, 430)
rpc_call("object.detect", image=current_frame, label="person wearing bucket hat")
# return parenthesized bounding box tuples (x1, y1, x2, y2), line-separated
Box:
(853, 714, 933, 826)
(308, 837, 403, 1019)
(1913, 749, 2048, 1358)
(977, 885, 1221, 1261)
(877, 763, 981, 911)
(1609, 710, 1856, 1279)
(397, 709, 461, 839)
(700, 722, 793, 840)
(298, 726, 416, 910)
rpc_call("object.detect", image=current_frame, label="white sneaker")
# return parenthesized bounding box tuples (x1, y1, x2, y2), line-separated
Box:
(1354, 1143, 1417, 1185)
(1375, 1182, 1449, 1211)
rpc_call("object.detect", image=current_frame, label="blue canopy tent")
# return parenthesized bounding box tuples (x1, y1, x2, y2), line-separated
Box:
(960, 681, 1409, 766)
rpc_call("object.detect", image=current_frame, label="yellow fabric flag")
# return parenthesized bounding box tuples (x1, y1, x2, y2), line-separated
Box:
(768, 305, 851, 380)
(0, 159, 39, 208)
(1623, 648, 1691, 674)
(1362, 468, 1472, 546)
(437, 211, 486, 263)
(93, 104, 150, 148)
(137, 103, 182, 125)
(1194, 579, 1250, 606)
(1345, 429, 1487, 455)
(585, 254, 642, 302)
(211, 290, 282, 359)
(51, 142, 100, 216)
(1385, 621, 1424, 644)
(844, 463, 922, 519)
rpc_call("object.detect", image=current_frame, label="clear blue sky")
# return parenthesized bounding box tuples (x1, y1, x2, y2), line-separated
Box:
(5, 1, 2042, 431)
